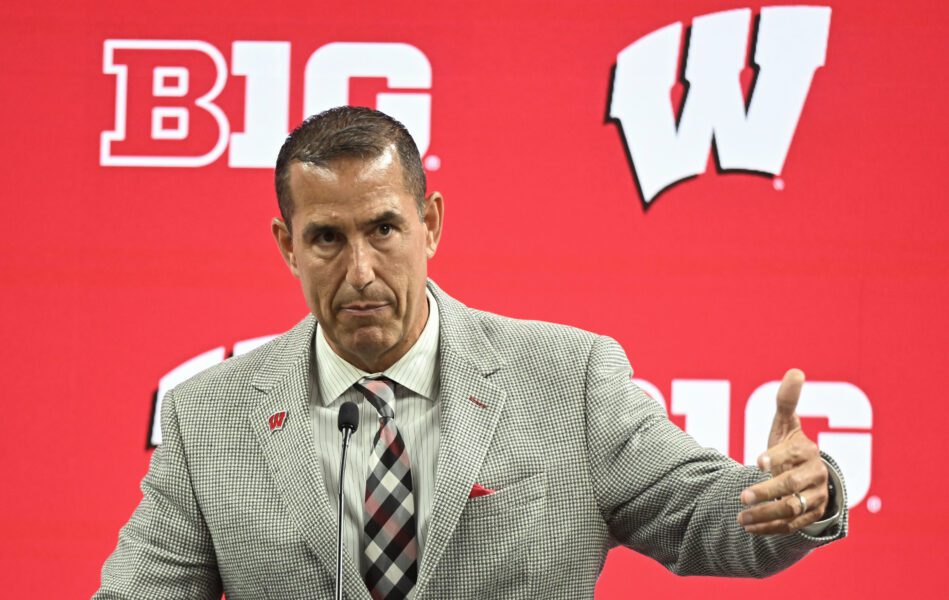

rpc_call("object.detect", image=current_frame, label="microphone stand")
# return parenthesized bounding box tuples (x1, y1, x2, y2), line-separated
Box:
(336, 424, 354, 600)
(335, 400, 359, 599)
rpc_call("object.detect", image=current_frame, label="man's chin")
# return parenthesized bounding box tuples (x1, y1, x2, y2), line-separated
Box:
(340, 328, 397, 367)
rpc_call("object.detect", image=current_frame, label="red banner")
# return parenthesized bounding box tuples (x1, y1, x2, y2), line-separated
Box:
(2, 0, 947, 596)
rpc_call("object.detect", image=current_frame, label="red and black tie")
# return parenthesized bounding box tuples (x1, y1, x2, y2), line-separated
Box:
(354, 376, 418, 600)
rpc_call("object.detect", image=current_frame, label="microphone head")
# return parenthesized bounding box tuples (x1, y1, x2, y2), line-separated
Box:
(338, 401, 359, 433)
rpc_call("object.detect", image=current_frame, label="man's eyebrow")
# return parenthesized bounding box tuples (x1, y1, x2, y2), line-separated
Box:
(299, 210, 407, 239)
(364, 210, 406, 227)
(300, 221, 338, 239)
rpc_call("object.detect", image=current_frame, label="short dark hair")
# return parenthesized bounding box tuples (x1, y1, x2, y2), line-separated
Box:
(274, 106, 427, 231)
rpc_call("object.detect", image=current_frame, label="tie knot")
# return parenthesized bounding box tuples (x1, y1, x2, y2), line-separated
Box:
(354, 376, 397, 420)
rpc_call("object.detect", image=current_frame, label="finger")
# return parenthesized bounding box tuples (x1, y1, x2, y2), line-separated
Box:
(738, 495, 803, 526)
(757, 434, 819, 474)
(775, 368, 805, 422)
(740, 460, 826, 505)
(742, 505, 823, 535)
(737, 485, 826, 526)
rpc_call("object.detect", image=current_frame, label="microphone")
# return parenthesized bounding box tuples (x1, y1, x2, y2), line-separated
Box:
(336, 401, 359, 600)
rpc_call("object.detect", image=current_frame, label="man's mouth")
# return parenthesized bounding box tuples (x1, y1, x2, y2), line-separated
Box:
(339, 302, 389, 317)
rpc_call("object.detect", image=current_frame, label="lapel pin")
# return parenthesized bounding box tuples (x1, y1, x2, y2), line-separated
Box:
(268, 410, 288, 432)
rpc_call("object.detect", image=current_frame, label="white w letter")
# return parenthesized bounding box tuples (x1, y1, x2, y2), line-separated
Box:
(609, 6, 831, 204)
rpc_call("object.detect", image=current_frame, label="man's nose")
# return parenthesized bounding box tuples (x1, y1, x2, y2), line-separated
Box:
(345, 240, 375, 291)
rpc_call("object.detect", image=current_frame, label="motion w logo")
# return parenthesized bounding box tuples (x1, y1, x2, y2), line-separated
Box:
(609, 6, 831, 205)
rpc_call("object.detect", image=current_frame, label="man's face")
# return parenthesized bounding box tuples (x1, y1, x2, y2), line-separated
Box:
(272, 146, 443, 372)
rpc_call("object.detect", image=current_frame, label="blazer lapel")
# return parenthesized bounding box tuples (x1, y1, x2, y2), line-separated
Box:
(248, 317, 370, 600)
(415, 282, 508, 597)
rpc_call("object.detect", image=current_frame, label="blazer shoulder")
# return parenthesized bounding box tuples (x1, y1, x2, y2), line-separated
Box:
(169, 314, 314, 408)
(466, 307, 603, 367)
(471, 307, 597, 342)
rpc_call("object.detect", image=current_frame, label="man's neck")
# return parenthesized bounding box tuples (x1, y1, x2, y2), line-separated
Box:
(324, 298, 431, 373)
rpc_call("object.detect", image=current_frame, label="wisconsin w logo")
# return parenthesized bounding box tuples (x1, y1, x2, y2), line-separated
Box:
(609, 6, 831, 205)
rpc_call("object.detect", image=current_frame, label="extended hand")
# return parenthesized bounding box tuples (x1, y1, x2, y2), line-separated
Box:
(737, 369, 829, 534)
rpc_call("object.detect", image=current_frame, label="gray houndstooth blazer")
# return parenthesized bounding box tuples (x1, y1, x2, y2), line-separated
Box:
(96, 280, 847, 599)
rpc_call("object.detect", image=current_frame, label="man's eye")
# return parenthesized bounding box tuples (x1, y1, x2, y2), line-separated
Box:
(316, 231, 337, 244)
(378, 224, 393, 236)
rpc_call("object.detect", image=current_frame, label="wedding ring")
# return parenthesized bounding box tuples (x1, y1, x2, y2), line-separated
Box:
(793, 492, 807, 514)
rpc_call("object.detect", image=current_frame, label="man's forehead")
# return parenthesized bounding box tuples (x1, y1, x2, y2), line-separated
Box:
(290, 173, 409, 226)
(300, 196, 405, 226)
(291, 146, 399, 185)
(292, 155, 406, 203)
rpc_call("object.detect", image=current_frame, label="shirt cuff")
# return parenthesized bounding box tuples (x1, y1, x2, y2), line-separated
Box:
(800, 458, 844, 536)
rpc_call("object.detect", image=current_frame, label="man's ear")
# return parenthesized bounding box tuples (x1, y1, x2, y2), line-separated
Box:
(271, 217, 300, 278)
(422, 191, 444, 259)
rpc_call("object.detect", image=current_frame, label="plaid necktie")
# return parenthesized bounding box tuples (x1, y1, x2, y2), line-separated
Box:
(354, 376, 419, 600)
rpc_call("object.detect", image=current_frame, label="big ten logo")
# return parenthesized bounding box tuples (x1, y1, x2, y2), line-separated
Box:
(101, 40, 432, 168)
(608, 6, 831, 205)
(634, 378, 872, 508)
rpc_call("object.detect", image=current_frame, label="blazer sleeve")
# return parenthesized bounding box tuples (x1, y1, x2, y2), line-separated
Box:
(94, 389, 223, 599)
(583, 335, 847, 578)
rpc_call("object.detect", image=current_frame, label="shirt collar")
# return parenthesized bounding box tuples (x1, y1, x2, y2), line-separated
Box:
(315, 288, 439, 406)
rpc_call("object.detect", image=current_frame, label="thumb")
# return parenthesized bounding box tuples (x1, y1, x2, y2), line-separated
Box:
(775, 368, 805, 423)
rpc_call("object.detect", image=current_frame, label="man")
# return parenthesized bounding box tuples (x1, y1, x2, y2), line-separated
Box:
(96, 107, 846, 599)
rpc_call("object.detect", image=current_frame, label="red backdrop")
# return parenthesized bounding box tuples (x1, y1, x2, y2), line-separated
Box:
(2, 0, 948, 596)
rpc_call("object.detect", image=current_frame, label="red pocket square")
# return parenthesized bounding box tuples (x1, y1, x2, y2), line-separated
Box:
(469, 483, 496, 498)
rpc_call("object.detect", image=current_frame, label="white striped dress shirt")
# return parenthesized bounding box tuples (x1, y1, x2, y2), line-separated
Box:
(310, 290, 440, 571)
